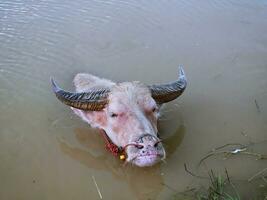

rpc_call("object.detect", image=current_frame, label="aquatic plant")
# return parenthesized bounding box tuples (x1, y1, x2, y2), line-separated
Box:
(173, 176, 240, 200)
(173, 168, 240, 200)
(197, 170, 240, 200)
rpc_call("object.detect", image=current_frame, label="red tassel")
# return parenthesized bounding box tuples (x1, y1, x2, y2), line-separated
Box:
(99, 129, 121, 157)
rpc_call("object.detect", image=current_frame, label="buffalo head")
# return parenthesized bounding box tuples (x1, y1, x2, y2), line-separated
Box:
(51, 67, 187, 167)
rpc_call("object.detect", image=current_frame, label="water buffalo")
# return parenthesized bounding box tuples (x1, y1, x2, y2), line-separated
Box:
(51, 67, 187, 167)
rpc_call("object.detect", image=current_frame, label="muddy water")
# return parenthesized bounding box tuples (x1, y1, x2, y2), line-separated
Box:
(0, 0, 267, 199)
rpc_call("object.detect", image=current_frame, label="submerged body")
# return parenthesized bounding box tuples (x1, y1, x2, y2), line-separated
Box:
(51, 67, 187, 167)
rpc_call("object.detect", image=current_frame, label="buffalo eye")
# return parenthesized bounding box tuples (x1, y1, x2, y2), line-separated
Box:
(110, 113, 118, 118)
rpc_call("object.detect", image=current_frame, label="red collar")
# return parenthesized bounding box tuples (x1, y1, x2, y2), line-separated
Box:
(99, 129, 125, 160)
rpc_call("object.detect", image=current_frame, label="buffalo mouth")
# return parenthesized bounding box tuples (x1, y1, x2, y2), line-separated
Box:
(133, 153, 162, 167)
(126, 134, 165, 167)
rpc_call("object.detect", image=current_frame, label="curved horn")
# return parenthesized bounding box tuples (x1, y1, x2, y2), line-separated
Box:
(51, 78, 110, 111)
(149, 66, 187, 104)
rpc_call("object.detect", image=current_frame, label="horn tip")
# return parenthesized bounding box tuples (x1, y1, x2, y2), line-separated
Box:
(50, 77, 60, 93)
(178, 65, 187, 88)
(178, 65, 185, 77)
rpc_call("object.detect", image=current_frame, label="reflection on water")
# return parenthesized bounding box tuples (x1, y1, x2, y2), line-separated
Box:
(59, 126, 185, 200)
(0, 0, 267, 199)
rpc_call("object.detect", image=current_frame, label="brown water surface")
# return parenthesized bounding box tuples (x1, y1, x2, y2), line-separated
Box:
(0, 0, 267, 199)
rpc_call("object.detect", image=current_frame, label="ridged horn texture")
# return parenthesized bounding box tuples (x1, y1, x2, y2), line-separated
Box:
(51, 78, 110, 111)
(149, 66, 187, 104)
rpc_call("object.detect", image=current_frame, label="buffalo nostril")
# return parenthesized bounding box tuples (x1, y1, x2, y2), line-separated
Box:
(154, 140, 162, 148)
(136, 144, 144, 149)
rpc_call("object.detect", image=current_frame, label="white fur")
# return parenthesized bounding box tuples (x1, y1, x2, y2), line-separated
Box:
(73, 73, 115, 92)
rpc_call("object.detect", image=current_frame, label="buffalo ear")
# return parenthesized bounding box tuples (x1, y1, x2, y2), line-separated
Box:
(71, 108, 108, 129)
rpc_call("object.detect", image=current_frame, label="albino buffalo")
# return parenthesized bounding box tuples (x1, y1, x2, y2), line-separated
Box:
(51, 67, 187, 167)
